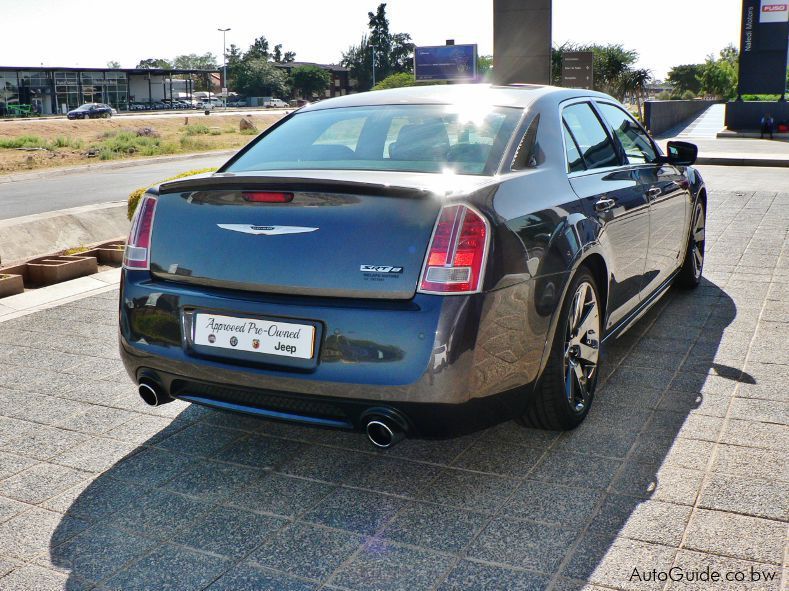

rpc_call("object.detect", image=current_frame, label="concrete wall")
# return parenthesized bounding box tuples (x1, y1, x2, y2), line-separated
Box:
(643, 100, 719, 135)
(493, 0, 552, 85)
(725, 101, 789, 131)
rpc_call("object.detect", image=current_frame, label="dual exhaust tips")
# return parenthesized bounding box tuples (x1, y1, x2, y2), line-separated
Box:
(137, 379, 408, 448)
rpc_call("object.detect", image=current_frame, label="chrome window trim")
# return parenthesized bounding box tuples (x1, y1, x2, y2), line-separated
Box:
(558, 97, 624, 176)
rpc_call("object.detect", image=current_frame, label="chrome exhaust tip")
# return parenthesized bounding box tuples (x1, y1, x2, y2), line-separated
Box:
(137, 380, 173, 407)
(365, 419, 405, 449)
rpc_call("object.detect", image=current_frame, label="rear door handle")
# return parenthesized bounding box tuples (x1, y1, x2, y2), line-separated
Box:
(646, 187, 662, 200)
(594, 198, 616, 212)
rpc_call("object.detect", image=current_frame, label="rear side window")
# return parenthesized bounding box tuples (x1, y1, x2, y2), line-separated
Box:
(562, 123, 585, 173)
(596, 102, 657, 165)
(562, 103, 619, 171)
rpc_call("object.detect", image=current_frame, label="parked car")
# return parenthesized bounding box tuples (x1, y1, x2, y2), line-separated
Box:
(120, 85, 705, 448)
(264, 98, 289, 108)
(67, 103, 113, 119)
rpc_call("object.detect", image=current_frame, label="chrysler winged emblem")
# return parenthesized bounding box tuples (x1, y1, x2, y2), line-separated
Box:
(217, 224, 318, 236)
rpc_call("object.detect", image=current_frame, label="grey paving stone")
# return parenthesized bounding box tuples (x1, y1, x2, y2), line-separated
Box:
(155, 422, 243, 457)
(278, 444, 371, 483)
(628, 435, 714, 471)
(250, 522, 363, 581)
(504, 480, 603, 530)
(529, 451, 621, 490)
(385, 434, 478, 465)
(381, 501, 488, 553)
(161, 459, 264, 502)
(344, 457, 441, 497)
(41, 475, 145, 521)
(437, 561, 550, 591)
(643, 410, 724, 442)
(667, 550, 783, 590)
(44, 523, 157, 585)
(0, 451, 38, 481)
(0, 417, 41, 447)
(0, 462, 90, 504)
(53, 406, 137, 436)
(450, 439, 544, 477)
(0, 507, 88, 560)
(610, 462, 704, 506)
(0, 495, 29, 525)
(594, 382, 664, 410)
(711, 444, 787, 481)
(0, 425, 89, 461)
(698, 472, 788, 521)
(108, 488, 213, 540)
(668, 371, 739, 396)
(719, 418, 789, 450)
(102, 544, 229, 591)
(587, 496, 692, 546)
(563, 536, 677, 591)
(416, 468, 518, 513)
(331, 540, 454, 591)
(51, 437, 138, 473)
(657, 390, 731, 417)
(229, 472, 335, 518)
(553, 423, 640, 460)
(683, 508, 785, 565)
(206, 563, 318, 591)
(214, 434, 305, 470)
(467, 517, 576, 572)
(0, 565, 71, 591)
(107, 447, 195, 487)
(476, 422, 561, 448)
(302, 487, 404, 535)
(201, 410, 269, 432)
(174, 505, 286, 558)
(103, 414, 186, 446)
(729, 397, 789, 425)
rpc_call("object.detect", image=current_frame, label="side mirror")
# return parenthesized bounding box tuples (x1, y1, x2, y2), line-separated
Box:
(664, 141, 698, 166)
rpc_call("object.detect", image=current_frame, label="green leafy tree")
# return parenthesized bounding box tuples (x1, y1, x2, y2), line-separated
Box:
(272, 44, 283, 63)
(283, 51, 296, 63)
(341, 3, 414, 90)
(478, 55, 494, 81)
(246, 36, 270, 61)
(234, 59, 289, 97)
(290, 65, 331, 99)
(106, 60, 121, 69)
(666, 64, 704, 95)
(698, 55, 737, 99)
(551, 42, 638, 100)
(619, 68, 652, 121)
(173, 53, 217, 70)
(136, 58, 173, 69)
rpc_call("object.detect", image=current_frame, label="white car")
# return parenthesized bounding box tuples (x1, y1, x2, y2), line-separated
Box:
(265, 98, 289, 108)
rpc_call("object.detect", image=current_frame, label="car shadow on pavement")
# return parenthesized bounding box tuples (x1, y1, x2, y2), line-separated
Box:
(45, 278, 744, 591)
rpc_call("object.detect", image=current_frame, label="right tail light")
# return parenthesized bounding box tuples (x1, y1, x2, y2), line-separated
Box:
(418, 204, 489, 294)
(123, 193, 157, 270)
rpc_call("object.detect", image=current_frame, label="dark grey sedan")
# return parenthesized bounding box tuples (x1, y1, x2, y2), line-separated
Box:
(119, 84, 706, 447)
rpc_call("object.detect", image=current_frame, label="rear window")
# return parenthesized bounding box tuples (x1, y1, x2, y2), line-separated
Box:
(226, 104, 522, 176)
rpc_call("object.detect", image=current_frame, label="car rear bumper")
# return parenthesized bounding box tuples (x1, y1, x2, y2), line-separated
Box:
(119, 271, 546, 436)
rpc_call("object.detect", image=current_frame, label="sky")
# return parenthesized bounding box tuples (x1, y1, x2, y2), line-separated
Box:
(1, 0, 743, 80)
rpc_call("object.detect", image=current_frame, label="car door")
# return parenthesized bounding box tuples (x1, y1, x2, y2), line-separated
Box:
(562, 100, 650, 330)
(595, 102, 689, 299)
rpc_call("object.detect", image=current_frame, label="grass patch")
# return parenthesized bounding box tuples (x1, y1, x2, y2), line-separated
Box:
(92, 132, 178, 159)
(63, 246, 89, 255)
(239, 128, 259, 135)
(183, 124, 211, 136)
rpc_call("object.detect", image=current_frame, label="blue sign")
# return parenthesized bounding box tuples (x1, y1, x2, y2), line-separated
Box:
(414, 45, 478, 81)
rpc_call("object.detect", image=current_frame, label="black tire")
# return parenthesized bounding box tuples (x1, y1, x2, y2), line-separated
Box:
(676, 200, 706, 289)
(520, 268, 602, 431)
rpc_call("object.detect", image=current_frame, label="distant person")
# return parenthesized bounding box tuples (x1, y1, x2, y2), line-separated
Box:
(760, 113, 775, 139)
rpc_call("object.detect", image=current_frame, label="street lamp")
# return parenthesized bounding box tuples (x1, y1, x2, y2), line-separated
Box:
(217, 27, 231, 108)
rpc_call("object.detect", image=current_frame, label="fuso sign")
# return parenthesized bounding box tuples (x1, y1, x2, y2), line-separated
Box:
(760, 0, 789, 22)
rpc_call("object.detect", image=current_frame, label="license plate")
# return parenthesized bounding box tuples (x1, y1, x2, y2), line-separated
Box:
(193, 313, 315, 359)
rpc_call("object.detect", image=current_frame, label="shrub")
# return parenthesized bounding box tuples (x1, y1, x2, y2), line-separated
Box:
(655, 91, 672, 101)
(681, 90, 697, 100)
(127, 167, 218, 220)
(183, 124, 211, 136)
(0, 135, 47, 149)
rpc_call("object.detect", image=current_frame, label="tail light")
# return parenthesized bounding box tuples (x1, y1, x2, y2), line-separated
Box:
(418, 204, 489, 294)
(242, 191, 294, 203)
(123, 193, 157, 270)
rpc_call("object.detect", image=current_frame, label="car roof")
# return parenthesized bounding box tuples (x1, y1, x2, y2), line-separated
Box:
(299, 84, 614, 112)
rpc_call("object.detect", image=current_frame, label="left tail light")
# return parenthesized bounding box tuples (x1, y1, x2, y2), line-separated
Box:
(123, 193, 157, 270)
(418, 203, 490, 294)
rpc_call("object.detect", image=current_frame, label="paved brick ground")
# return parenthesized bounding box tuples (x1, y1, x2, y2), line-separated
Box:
(0, 189, 786, 591)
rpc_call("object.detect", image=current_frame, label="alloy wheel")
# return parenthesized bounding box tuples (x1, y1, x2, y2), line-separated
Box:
(563, 281, 600, 413)
(691, 204, 705, 279)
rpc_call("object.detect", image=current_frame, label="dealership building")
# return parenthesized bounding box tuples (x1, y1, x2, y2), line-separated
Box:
(0, 66, 218, 115)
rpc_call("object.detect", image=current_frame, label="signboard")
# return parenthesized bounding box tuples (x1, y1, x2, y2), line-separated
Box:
(561, 51, 594, 90)
(738, 0, 789, 94)
(414, 45, 477, 81)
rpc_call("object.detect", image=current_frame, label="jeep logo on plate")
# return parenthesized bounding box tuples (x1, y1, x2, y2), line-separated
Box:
(360, 265, 403, 274)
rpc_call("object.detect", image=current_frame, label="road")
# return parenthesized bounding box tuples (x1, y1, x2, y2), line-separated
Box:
(0, 160, 785, 221)
(0, 108, 291, 127)
(0, 153, 230, 220)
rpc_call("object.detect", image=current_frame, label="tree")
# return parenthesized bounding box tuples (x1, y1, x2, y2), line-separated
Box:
(234, 59, 289, 97)
(136, 58, 173, 69)
(283, 51, 296, 63)
(106, 61, 121, 69)
(290, 65, 331, 99)
(246, 36, 270, 61)
(551, 42, 638, 99)
(698, 55, 737, 99)
(341, 3, 414, 90)
(373, 72, 417, 90)
(667, 64, 704, 95)
(272, 44, 283, 63)
(173, 53, 217, 71)
(619, 68, 652, 121)
(477, 55, 494, 81)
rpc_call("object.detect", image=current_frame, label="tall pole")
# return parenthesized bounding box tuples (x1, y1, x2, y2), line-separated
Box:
(371, 45, 376, 88)
(217, 27, 231, 107)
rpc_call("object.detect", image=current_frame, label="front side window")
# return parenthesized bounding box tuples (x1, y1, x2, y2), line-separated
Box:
(596, 102, 657, 165)
(562, 103, 619, 171)
(226, 104, 522, 176)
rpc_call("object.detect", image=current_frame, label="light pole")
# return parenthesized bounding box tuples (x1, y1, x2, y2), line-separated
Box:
(217, 27, 231, 107)
(371, 45, 376, 89)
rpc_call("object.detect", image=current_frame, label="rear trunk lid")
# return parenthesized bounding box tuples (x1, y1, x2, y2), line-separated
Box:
(149, 171, 492, 299)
